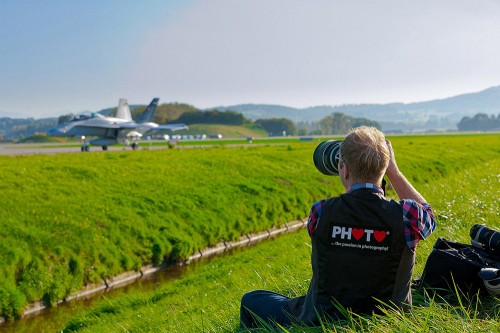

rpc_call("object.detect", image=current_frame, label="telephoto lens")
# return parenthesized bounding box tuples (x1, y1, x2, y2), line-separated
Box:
(479, 268, 500, 296)
(470, 224, 500, 255)
(313, 140, 342, 176)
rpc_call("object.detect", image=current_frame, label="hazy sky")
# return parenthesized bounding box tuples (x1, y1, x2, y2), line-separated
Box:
(1, 0, 500, 118)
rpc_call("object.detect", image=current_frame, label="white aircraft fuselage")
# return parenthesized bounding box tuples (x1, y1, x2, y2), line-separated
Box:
(47, 98, 187, 149)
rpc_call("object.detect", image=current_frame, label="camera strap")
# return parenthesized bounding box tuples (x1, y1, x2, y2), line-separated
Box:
(381, 178, 386, 196)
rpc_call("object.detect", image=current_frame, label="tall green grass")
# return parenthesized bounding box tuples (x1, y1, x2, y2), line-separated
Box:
(0, 141, 336, 318)
(0, 134, 498, 323)
(56, 137, 499, 332)
(51, 158, 500, 333)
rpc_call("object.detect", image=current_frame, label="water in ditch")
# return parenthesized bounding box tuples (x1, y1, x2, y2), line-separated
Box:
(0, 259, 206, 333)
(0, 224, 304, 332)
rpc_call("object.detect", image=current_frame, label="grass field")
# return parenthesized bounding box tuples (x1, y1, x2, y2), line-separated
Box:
(0, 138, 339, 318)
(173, 123, 268, 138)
(62, 150, 500, 332)
(0, 133, 499, 331)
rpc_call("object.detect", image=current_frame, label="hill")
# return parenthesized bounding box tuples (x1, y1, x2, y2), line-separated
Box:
(3, 86, 500, 139)
(0, 117, 58, 141)
(209, 86, 500, 131)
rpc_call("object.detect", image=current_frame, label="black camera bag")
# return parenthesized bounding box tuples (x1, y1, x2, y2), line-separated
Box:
(419, 237, 500, 296)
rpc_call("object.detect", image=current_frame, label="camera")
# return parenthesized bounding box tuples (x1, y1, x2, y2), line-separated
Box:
(313, 140, 342, 176)
(470, 224, 500, 255)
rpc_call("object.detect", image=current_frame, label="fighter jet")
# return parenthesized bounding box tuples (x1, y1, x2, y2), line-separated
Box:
(47, 98, 188, 150)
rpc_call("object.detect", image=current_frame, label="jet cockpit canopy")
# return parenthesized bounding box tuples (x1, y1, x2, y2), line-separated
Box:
(70, 112, 104, 122)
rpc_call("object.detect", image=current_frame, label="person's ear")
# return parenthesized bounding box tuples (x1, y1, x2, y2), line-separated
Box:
(341, 161, 349, 180)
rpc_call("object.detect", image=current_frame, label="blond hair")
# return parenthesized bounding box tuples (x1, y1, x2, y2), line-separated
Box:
(340, 126, 389, 182)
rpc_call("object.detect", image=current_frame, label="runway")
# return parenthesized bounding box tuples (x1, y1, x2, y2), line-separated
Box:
(0, 142, 169, 156)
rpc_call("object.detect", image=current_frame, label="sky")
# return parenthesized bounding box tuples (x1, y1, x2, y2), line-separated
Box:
(1, 0, 500, 118)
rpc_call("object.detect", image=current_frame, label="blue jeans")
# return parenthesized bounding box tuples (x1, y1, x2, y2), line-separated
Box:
(240, 290, 294, 328)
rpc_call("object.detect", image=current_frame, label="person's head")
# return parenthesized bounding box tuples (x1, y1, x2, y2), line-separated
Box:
(339, 126, 389, 186)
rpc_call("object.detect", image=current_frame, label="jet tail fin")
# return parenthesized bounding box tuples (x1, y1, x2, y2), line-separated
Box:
(137, 98, 159, 123)
(116, 98, 132, 121)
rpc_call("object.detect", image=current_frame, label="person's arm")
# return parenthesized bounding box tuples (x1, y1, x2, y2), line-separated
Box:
(385, 140, 426, 203)
(307, 199, 326, 236)
(385, 140, 436, 248)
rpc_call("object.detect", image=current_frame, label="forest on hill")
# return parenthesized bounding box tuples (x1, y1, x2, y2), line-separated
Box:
(457, 113, 500, 131)
(0, 91, 500, 141)
(0, 103, 381, 141)
(213, 86, 500, 131)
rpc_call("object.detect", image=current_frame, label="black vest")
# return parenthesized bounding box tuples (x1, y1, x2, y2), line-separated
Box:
(289, 188, 415, 323)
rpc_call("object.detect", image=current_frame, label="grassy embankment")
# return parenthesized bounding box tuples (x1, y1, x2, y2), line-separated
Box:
(57, 133, 499, 333)
(1, 133, 499, 332)
(62, 161, 500, 333)
(174, 123, 268, 138)
(0, 137, 337, 319)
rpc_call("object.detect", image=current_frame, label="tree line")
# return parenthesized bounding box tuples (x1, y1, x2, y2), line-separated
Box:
(297, 112, 381, 136)
(129, 103, 380, 136)
(0, 117, 57, 141)
(18, 104, 499, 141)
(149, 105, 380, 136)
(457, 113, 500, 131)
(0, 107, 381, 140)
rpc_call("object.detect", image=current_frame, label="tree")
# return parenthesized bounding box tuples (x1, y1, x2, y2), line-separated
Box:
(255, 118, 297, 136)
(154, 103, 198, 123)
(175, 109, 249, 125)
(129, 102, 199, 123)
(314, 112, 380, 135)
(58, 114, 73, 125)
(457, 113, 500, 131)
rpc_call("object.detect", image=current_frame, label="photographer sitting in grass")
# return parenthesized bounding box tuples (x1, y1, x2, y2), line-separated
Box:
(240, 126, 437, 328)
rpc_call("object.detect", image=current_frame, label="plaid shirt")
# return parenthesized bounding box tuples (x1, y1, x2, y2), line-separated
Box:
(307, 183, 436, 250)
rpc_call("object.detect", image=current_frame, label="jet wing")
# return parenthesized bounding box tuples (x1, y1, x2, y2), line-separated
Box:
(78, 123, 122, 129)
(117, 123, 141, 129)
(74, 123, 122, 133)
(156, 123, 189, 131)
(142, 123, 189, 136)
(54, 123, 122, 137)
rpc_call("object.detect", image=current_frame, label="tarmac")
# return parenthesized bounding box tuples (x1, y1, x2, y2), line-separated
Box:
(0, 142, 169, 155)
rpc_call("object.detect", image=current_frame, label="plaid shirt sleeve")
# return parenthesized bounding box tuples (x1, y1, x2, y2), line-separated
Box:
(401, 199, 437, 250)
(307, 199, 327, 236)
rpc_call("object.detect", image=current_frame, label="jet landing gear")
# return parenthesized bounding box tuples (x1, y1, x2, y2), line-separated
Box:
(102, 146, 108, 151)
(81, 136, 89, 152)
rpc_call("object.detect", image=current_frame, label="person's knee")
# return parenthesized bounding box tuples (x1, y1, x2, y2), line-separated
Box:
(240, 290, 269, 320)
(241, 289, 266, 307)
(240, 290, 263, 328)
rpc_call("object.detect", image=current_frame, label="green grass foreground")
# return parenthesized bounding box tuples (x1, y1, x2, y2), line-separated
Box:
(63, 150, 499, 332)
(0, 134, 499, 328)
(0, 139, 339, 318)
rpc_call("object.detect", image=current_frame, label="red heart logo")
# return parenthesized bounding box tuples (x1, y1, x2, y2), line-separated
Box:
(374, 230, 387, 243)
(352, 228, 364, 240)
